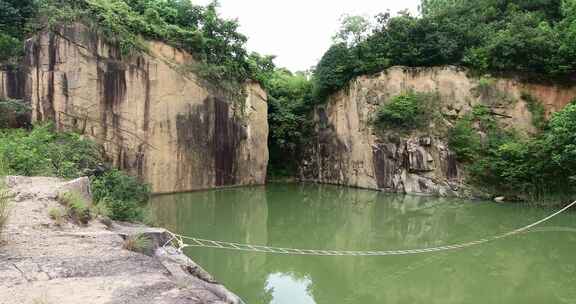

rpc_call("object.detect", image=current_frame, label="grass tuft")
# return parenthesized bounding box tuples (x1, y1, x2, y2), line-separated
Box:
(123, 234, 152, 254)
(58, 191, 92, 225)
(48, 207, 66, 226)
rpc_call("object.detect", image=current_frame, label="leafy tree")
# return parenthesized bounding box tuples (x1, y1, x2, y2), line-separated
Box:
(333, 15, 373, 46)
(313, 43, 358, 101)
(313, 0, 576, 102)
(265, 69, 314, 177)
(0, 0, 37, 62)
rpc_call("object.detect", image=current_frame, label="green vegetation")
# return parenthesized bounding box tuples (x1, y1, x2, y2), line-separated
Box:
(313, 0, 576, 102)
(374, 92, 439, 130)
(91, 169, 150, 222)
(48, 207, 65, 226)
(521, 92, 547, 131)
(448, 100, 576, 201)
(0, 124, 100, 177)
(91, 169, 149, 206)
(264, 69, 314, 177)
(0, 152, 8, 237)
(123, 233, 152, 254)
(0, 99, 30, 129)
(0, 0, 36, 63)
(0, 124, 150, 223)
(0, 155, 8, 188)
(1, 0, 272, 88)
(58, 191, 92, 225)
(448, 118, 482, 162)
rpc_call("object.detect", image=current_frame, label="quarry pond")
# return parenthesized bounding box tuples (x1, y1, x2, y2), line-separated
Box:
(150, 183, 576, 304)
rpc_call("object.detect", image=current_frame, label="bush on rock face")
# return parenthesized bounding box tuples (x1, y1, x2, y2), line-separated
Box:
(374, 92, 439, 130)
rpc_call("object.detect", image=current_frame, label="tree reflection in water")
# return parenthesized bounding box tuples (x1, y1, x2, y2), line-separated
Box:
(150, 183, 576, 304)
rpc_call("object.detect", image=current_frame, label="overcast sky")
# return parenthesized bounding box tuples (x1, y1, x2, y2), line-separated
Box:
(194, 0, 421, 72)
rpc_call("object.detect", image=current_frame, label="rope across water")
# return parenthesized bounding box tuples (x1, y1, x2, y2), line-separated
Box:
(164, 201, 576, 257)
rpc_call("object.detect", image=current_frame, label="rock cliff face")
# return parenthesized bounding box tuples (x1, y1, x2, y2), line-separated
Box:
(300, 66, 576, 196)
(0, 65, 27, 100)
(26, 24, 268, 194)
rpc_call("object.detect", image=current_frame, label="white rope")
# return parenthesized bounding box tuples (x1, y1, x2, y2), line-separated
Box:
(163, 201, 576, 257)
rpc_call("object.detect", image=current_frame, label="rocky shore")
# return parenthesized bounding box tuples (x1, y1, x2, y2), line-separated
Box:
(0, 176, 241, 304)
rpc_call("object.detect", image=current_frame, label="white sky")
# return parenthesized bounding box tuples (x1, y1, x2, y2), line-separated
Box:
(194, 0, 421, 72)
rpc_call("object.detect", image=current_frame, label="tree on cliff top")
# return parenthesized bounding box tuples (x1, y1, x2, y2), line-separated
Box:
(0, 0, 273, 85)
(312, 0, 576, 103)
(0, 0, 37, 62)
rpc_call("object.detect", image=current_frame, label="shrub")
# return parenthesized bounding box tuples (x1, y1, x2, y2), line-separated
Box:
(448, 99, 576, 201)
(58, 191, 92, 225)
(448, 117, 482, 162)
(91, 169, 150, 223)
(0, 124, 101, 178)
(48, 207, 65, 226)
(0, 125, 150, 223)
(374, 92, 437, 130)
(0, 156, 9, 188)
(91, 169, 149, 204)
(100, 197, 144, 222)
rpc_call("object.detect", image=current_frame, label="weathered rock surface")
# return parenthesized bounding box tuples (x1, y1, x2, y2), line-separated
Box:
(300, 66, 576, 196)
(0, 65, 27, 101)
(25, 23, 268, 194)
(0, 65, 30, 128)
(0, 176, 242, 304)
(57, 176, 93, 204)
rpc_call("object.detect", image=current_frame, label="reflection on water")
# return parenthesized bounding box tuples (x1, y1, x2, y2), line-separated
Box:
(265, 273, 315, 304)
(150, 183, 576, 304)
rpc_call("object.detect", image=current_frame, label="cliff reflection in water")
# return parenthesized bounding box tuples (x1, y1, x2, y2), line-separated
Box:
(150, 183, 576, 304)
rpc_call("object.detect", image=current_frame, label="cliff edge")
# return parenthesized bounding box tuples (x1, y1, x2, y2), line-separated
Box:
(24, 23, 268, 194)
(0, 176, 241, 304)
(300, 66, 576, 196)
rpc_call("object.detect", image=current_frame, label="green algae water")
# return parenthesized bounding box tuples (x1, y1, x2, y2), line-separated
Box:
(150, 183, 576, 304)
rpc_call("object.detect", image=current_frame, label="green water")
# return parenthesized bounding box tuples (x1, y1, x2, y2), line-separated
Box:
(150, 183, 576, 304)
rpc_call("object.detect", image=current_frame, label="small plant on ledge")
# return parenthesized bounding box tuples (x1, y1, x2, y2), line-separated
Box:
(373, 91, 440, 131)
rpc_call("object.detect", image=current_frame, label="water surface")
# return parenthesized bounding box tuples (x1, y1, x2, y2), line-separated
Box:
(151, 183, 576, 304)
